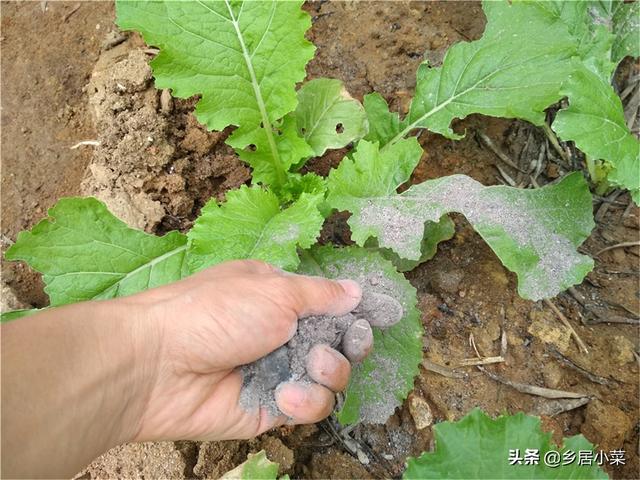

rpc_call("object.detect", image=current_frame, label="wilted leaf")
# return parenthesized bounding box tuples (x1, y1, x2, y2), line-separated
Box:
(188, 186, 324, 272)
(404, 408, 607, 479)
(298, 245, 422, 425)
(5, 198, 188, 306)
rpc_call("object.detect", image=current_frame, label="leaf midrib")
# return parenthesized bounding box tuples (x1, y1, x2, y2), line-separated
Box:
(48, 244, 187, 303)
(221, 0, 287, 187)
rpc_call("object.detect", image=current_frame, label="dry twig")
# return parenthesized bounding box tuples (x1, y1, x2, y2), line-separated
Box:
(549, 348, 616, 386)
(544, 299, 589, 354)
(478, 366, 588, 399)
(477, 131, 526, 172)
(421, 359, 466, 379)
(595, 241, 640, 256)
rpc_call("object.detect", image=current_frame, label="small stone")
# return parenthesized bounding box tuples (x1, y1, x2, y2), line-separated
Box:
(543, 362, 563, 389)
(408, 394, 433, 430)
(608, 335, 635, 365)
(430, 269, 464, 294)
(581, 401, 633, 452)
(160, 89, 173, 114)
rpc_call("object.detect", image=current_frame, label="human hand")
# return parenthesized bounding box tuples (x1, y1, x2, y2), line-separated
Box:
(128, 260, 367, 442)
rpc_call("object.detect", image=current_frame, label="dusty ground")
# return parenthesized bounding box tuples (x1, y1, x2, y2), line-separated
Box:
(1, 1, 638, 479)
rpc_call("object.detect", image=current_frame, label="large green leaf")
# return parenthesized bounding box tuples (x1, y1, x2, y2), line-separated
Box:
(187, 186, 324, 273)
(404, 408, 607, 479)
(294, 78, 367, 157)
(328, 142, 594, 300)
(397, 0, 576, 142)
(298, 246, 422, 425)
(4, 198, 188, 306)
(116, 0, 315, 187)
(554, 64, 640, 203)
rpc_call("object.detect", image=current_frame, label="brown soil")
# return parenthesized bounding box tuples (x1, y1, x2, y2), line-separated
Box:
(2, 1, 638, 479)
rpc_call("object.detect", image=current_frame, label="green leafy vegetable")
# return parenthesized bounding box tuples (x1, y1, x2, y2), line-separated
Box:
(116, 0, 315, 187)
(535, 0, 616, 81)
(187, 186, 324, 273)
(299, 246, 422, 425)
(404, 408, 607, 479)
(554, 63, 640, 202)
(362, 92, 407, 147)
(328, 142, 594, 300)
(220, 450, 284, 480)
(326, 139, 422, 208)
(294, 78, 368, 156)
(398, 0, 576, 142)
(5, 198, 188, 306)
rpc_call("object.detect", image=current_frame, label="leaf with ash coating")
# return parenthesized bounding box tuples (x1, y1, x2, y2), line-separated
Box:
(298, 245, 422, 425)
(294, 78, 368, 156)
(116, 0, 315, 187)
(187, 185, 324, 273)
(368, 215, 456, 272)
(404, 408, 607, 479)
(400, 0, 576, 142)
(5, 198, 188, 306)
(326, 139, 422, 211)
(554, 63, 640, 203)
(328, 143, 594, 300)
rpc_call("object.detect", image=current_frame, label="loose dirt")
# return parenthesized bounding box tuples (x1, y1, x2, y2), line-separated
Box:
(2, 1, 638, 479)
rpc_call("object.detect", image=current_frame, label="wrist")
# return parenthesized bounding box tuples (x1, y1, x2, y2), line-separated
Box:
(99, 295, 165, 445)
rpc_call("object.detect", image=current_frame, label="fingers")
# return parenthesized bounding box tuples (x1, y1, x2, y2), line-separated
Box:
(275, 382, 335, 423)
(306, 344, 351, 392)
(280, 275, 362, 317)
(342, 319, 374, 362)
(355, 291, 404, 328)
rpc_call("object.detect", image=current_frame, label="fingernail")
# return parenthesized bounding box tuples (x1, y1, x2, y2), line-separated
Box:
(337, 279, 362, 301)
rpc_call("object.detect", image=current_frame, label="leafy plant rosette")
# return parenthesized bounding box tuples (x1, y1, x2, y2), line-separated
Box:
(3, 1, 638, 426)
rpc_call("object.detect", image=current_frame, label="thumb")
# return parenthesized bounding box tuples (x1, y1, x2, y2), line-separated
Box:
(279, 274, 362, 318)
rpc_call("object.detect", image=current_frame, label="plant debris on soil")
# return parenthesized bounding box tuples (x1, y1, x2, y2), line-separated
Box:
(2, 2, 638, 480)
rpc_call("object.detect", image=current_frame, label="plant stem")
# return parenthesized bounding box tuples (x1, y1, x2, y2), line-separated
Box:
(541, 122, 570, 164)
(224, 0, 287, 188)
